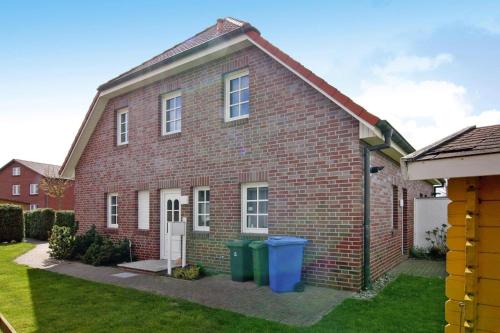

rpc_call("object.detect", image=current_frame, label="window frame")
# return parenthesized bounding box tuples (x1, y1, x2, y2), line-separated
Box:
(193, 186, 210, 232)
(12, 184, 20, 196)
(107, 193, 118, 228)
(12, 167, 21, 176)
(392, 185, 399, 229)
(224, 68, 250, 122)
(137, 190, 150, 230)
(30, 183, 39, 195)
(161, 91, 182, 136)
(29, 204, 38, 210)
(241, 182, 268, 234)
(117, 108, 129, 145)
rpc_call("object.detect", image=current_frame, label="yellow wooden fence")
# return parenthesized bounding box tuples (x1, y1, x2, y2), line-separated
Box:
(445, 176, 500, 332)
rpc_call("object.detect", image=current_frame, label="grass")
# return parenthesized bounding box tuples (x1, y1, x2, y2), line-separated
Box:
(0, 243, 446, 332)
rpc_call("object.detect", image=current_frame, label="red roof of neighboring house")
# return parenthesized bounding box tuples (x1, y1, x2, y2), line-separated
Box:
(61, 18, 388, 175)
(0, 159, 65, 178)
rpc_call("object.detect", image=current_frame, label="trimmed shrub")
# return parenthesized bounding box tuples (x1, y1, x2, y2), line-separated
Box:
(71, 225, 103, 259)
(81, 237, 131, 266)
(24, 208, 55, 240)
(0, 204, 24, 242)
(49, 225, 75, 259)
(172, 265, 201, 280)
(55, 211, 78, 235)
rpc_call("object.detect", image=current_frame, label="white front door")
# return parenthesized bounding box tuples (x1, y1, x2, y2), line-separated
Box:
(160, 189, 182, 260)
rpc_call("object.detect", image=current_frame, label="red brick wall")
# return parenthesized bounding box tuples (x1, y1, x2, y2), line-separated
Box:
(368, 150, 433, 280)
(0, 161, 74, 210)
(74, 45, 431, 290)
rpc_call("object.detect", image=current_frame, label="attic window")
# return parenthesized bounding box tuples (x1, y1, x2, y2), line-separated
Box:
(225, 69, 249, 122)
(12, 167, 20, 176)
(117, 108, 129, 145)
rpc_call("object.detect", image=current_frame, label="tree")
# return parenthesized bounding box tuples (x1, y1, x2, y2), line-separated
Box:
(39, 168, 70, 210)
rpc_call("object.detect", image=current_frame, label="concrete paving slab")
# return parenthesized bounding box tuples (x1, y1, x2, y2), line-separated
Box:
(15, 241, 353, 326)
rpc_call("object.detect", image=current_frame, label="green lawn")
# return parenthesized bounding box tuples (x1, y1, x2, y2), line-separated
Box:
(0, 243, 446, 332)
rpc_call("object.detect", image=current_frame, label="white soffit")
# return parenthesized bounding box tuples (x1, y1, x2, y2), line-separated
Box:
(404, 153, 500, 180)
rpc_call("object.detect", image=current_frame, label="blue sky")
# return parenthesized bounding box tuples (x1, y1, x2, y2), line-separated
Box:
(1, 0, 500, 166)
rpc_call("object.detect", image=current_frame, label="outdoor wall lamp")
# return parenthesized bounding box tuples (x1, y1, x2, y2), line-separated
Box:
(370, 166, 385, 174)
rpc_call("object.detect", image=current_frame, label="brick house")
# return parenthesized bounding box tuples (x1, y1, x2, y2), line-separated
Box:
(60, 18, 434, 290)
(0, 159, 74, 211)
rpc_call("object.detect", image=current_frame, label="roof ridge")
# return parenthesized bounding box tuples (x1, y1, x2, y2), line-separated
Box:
(100, 18, 250, 89)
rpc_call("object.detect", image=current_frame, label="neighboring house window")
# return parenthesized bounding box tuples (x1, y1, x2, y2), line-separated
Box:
(30, 184, 39, 195)
(117, 108, 129, 145)
(12, 167, 20, 176)
(12, 185, 20, 196)
(137, 190, 150, 230)
(225, 69, 249, 122)
(29, 204, 38, 210)
(241, 182, 268, 234)
(193, 187, 210, 232)
(162, 92, 182, 135)
(107, 193, 118, 228)
(392, 185, 399, 229)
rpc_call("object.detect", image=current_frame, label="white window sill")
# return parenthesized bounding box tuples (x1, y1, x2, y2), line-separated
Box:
(163, 130, 181, 136)
(225, 114, 249, 123)
(241, 229, 268, 235)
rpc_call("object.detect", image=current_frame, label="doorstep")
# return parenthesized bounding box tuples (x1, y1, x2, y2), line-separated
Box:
(117, 259, 178, 275)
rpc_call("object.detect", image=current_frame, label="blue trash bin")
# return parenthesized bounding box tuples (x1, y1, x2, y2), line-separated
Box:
(265, 236, 308, 293)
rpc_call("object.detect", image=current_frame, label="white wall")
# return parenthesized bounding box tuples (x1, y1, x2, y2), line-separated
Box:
(414, 197, 450, 248)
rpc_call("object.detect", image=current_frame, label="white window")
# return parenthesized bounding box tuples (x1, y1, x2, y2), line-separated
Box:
(193, 187, 210, 232)
(162, 92, 182, 135)
(138, 190, 150, 230)
(225, 69, 249, 122)
(29, 204, 38, 210)
(241, 182, 268, 234)
(107, 193, 118, 228)
(12, 185, 20, 196)
(12, 167, 20, 176)
(30, 183, 39, 195)
(117, 108, 128, 145)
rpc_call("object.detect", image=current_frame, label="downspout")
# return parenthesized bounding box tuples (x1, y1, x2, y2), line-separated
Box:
(363, 127, 393, 290)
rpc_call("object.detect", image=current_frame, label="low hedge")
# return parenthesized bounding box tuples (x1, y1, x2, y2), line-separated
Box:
(0, 204, 24, 242)
(55, 211, 78, 235)
(24, 208, 55, 240)
(49, 224, 132, 266)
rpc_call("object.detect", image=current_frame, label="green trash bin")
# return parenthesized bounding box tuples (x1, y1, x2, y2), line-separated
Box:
(249, 241, 269, 286)
(226, 239, 253, 282)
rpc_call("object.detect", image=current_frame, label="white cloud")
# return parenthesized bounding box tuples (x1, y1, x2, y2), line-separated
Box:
(356, 55, 500, 149)
(372, 53, 453, 77)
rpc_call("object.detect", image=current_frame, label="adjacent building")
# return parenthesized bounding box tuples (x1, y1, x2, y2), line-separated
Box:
(0, 159, 74, 210)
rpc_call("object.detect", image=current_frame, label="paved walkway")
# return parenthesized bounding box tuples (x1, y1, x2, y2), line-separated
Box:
(15, 241, 353, 326)
(389, 258, 447, 278)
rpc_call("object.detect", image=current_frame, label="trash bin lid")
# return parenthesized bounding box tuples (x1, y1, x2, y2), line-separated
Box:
(265, 236, 308, 247)
(249, 241, 267, 249)
(226, 239, 252, 248)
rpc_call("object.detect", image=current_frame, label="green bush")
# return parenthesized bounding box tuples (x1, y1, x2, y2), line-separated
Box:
(49, 225, 75, 259)
(172, 265, 201, 280)
(0, 204, 24, 242)
(24, 208, 55, 240)
(55, 211, 78, 235)
(81, 237, 131, 266)
(71, 225, 103, 259)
